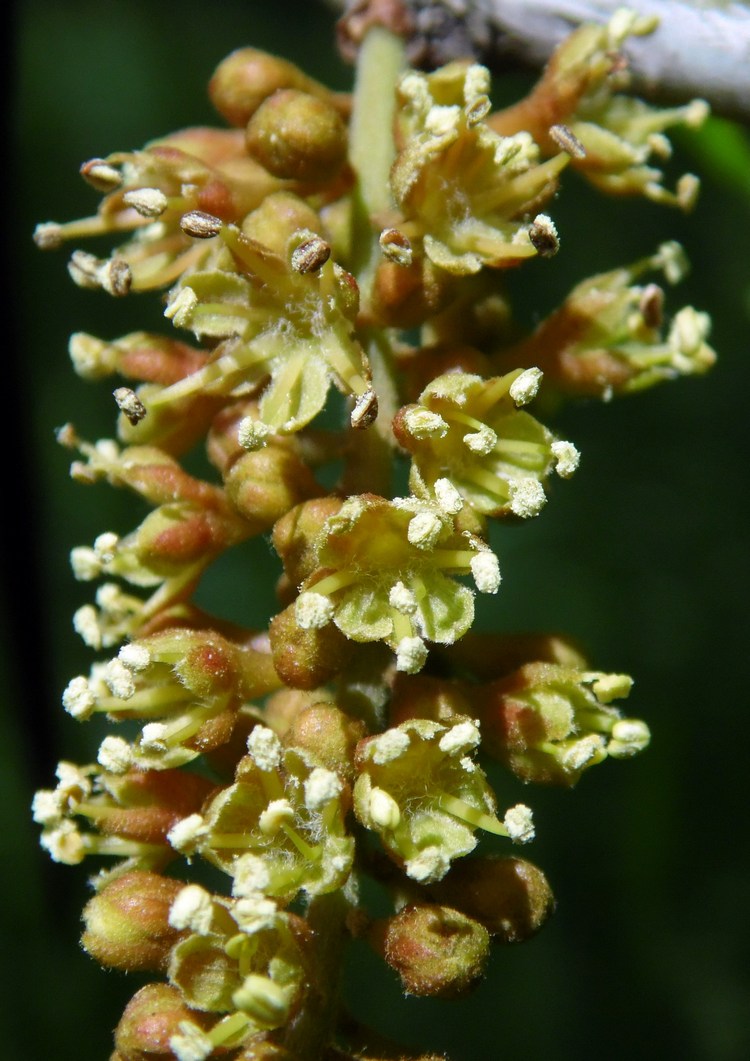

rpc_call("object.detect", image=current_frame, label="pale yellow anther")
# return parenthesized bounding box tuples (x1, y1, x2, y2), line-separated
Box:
(237, 416, 272, 451)
(389, 581, 418, 615)
(504, 804, 535, 844)
(508, 478, 547, 518)
(439, 720, 481, 756)
(123, 187, 168, 218)
(246, 725, 283, 771)
(170, 1021, 214, 1061)
(434, 477, 463, 514)
(97, 735, 133, 774)
(509, 367, 543, 406)
(396, 635, 428, 674)
(304, 767, 343, 812)
(368, 787, 401, 830)
(164, 286, 198, 326)
(169, 884, 214, 934)
(403, 406, 448, 440)
(295, 591, 335, 630)
(167, 813, 208, 854)
(407, 511, 443, 549)
(551, 440, 580, 478)
(470, 551, 501, 593)
(259, 798, 295, 835)
(103, 658, 135, 700)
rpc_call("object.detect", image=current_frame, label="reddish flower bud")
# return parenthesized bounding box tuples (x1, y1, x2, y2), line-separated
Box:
(284, 702, 366, 781)
(371, 903, 490, 998)
(428, 856, 555, 942)
(389, 673, 474, 727)
(241, 191, 324, 256)
(272, 497, 344, 587)
(225, 442, 321, 527)
(99, 769, 214, 845)
(269, 603, 353, 690)
(82, 871, 183, 972)
(114, 983, 214, 1060)
(210, 48, 344, 127)
(246, 89, 348, 184)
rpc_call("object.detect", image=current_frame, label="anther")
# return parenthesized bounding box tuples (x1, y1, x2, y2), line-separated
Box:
(113, 387, 147, 425)
(549, 124, 586, 159)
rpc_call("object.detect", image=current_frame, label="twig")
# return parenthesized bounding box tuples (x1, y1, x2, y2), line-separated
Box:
(323, 0, 750, 122)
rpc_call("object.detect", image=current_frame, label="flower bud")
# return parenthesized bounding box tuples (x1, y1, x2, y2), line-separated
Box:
(225, 442, 320, 526)
(371, 903, 490, 998)
(210, 48, 342, 127)
(82, 871, 184, 972)
(98, 769, 214, 845)
(389, 673, 474, 727)
(114, 983, 213, 1060)
(272, 497, 344, 587)
(245, 89, 348, 184)
(429, 856, 555, 942)
(284, 702, 366, 781)
(269, 603, 353, 690)
(241, 191, 324, 256)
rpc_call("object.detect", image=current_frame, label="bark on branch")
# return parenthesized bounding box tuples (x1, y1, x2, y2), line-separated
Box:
(323, 0, 750, 122)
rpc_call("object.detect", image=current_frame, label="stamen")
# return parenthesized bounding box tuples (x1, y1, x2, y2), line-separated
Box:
(436, 793, 508, 836)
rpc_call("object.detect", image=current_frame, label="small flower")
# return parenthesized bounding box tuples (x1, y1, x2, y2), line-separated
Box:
(475, 662, 649, 785)
(394, 370, 578, 519)
(288, 493, 500, 670)
(489, 10, 708, 208)
(353, 717, 528, 882)
(153, 219, 375, 435)
(391, 62, 568, 275)
(496, 243, 716, 398)
(181, 733, 354, 901)
(62, 626, 280, 770)
(34, 127, 284, 292)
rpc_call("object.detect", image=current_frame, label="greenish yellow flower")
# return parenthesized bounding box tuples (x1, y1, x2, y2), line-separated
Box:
(167, 883, 306, 1056)
(32, 760, 212, 881)
(290, 493, 500, 672)
(390, 61, 568, 275)
(475, 662, 650, 785)
(394, 369, 579, 519)
(489, 9, 707, 208)
(353, 717, 533, 883)
(33, 128, 283, 292)
(149, 219, 375, 435)
(61, 626, 280, 770)
(495, 242, 716, 398)
(168, 726, 354, 902)
(62, 430, 251, 648)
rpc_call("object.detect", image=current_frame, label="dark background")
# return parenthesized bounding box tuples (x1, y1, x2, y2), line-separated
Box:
(8, 2, 750, 1058)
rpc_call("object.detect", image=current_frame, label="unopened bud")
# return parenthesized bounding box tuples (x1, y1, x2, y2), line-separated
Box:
(284, 702, 365, 781)
(269, 602, 353, 690)
(114, 983, 213, 1059)
(209, 47, 341, 127)
(430, 856, 555, 942)
(245, 89, 348, 183)
(82, 871, 184, 972)
(371, 903, 490, 998)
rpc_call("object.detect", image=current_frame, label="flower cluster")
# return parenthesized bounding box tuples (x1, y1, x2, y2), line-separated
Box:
(33, 6, 711, 1060)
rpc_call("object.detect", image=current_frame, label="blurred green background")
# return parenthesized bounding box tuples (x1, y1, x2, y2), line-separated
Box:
(8, 1, 750, 1058)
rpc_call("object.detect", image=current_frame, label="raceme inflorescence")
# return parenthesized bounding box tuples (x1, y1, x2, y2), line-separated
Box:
(33, 4, 714, 1060)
